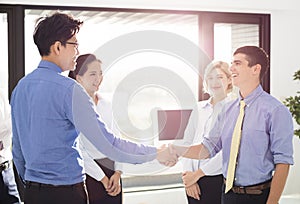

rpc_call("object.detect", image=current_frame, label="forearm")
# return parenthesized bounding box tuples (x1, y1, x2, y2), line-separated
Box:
(266, 163, 290, 204)
(72, 85, 156, 164)
(173, 144, 210, 160)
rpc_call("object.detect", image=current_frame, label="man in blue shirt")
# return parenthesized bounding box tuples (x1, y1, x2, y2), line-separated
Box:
(11, 12, 177, 204)
(172, 46, 294, 204)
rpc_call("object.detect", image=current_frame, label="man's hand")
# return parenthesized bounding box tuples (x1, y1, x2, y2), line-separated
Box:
(182, 170, 205, 187)
(185, 183, 201, 200)
(156, 144, 178, 166)
(107, 171, 121, 196)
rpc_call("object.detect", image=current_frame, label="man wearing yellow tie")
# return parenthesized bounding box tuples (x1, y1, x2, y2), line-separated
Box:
(172, 46, 294, 204)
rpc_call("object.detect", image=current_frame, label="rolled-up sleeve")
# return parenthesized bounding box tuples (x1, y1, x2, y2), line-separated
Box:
(270, 105, 294, 165)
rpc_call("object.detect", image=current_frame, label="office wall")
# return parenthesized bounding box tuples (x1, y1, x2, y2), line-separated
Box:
(1, 0, 300, 195)
(271, 10, 300, 195)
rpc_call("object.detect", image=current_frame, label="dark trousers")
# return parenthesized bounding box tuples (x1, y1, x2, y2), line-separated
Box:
(221, 184, 270, 204)
(86, 158, 122, 204)
(0, 164, 21, 204)
(24, 182, 88, 204)
(187, 174, 223, 204)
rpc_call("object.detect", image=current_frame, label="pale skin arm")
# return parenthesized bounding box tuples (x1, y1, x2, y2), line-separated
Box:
(100, 176, 109, 189)
(186, 183, 201, 200)
(266, 163, 290, 204)
(171, 144, 210, 160)
(182, 169, 205, 187)
(183, 169, 205, 200)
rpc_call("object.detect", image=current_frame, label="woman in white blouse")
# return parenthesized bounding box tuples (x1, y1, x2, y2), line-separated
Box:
(181, 61, 234, 204)
(69, 54, 122, 204)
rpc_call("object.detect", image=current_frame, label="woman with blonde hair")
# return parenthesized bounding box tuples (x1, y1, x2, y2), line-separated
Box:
(181, 61, 234, 204)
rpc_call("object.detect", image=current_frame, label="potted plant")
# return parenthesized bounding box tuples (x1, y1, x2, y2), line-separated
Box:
(283, 69, 300, 139)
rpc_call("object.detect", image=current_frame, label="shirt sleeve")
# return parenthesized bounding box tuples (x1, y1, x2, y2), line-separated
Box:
(69, 84, 157, 164)
(270, 105, 294, 165)
(181, 105, 198, 172)
(202, 109, 225, 158)
(200, 150, 222, 175)
(11, 90, 26, 180)
(114, 162, 123, 172)
(79, 136, 106, 181)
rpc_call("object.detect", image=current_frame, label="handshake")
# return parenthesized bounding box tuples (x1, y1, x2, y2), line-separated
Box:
(156, 144, 187, 167)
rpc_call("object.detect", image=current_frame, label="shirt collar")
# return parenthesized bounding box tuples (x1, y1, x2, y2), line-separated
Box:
(38, 60, 63, 73)
(199, 98, 212, 108)
(238, 85, 264, 106)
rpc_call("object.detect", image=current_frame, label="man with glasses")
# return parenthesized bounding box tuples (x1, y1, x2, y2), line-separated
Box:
(11, 12, 177, 204)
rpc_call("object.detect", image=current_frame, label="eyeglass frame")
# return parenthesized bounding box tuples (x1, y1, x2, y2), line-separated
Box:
(65, 41, 79, 49)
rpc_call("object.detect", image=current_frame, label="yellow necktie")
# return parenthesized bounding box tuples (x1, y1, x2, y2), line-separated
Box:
(225, 100, 246, 193)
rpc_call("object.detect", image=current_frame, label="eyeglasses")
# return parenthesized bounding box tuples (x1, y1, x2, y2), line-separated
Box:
(65, 41, 79, 49)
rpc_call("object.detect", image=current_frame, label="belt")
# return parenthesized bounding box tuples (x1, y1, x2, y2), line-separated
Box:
(25, 181, 85, 189)
(224, 178, 271, 195)
(0, 161, 10, 172)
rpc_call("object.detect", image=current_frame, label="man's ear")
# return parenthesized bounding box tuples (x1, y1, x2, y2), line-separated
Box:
(253, 64, 261, 76)
(51, 41, 61, 55)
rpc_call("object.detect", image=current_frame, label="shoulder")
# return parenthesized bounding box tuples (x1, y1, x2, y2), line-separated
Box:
(259, 92, 291, 115)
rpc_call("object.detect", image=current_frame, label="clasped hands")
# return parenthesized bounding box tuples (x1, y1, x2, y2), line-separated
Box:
(156, 144, 179, 167)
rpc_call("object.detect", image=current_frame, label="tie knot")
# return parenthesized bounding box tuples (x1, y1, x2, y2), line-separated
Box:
(240, 100, 246, 109)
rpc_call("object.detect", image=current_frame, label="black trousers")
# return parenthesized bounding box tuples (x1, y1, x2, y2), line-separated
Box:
(86, 158, 122, 204)
(221, 184, 270, 204)
(186, 174, 223, 204)
(24, 182, 88, 204)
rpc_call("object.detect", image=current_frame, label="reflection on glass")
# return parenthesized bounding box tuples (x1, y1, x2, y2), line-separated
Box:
(25, 9, 199, 144)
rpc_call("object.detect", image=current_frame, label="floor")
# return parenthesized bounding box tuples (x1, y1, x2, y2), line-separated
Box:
(123, 188, 300, 204)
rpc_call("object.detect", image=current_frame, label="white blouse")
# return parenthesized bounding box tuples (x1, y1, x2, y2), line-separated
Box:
(181, 97, 232, 176)
(79, 93, 122, 181)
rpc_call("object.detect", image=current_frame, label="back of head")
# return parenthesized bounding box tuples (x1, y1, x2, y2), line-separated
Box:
(233, 46, 269, 81)
(68, 54, 101, 80)
(33, 12, 83, 56)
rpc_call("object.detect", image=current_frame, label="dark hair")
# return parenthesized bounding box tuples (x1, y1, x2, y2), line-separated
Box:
(233, 46, 269, 81)
(68, 54, 102, 80)
(33, 12, 83, 56)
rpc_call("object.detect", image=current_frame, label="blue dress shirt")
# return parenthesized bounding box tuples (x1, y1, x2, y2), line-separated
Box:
(11, 60, 156, 185)
(203, 85, 294, 186)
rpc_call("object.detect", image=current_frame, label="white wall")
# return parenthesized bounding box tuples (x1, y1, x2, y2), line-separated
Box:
(1, 0, 300, 195)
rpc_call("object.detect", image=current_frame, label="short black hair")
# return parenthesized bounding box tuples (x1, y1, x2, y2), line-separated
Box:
(33, 12, 83, 56)
(234, 46, 269, 81)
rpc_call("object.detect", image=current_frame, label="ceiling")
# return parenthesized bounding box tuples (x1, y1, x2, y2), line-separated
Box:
(24, 9, 198, 26)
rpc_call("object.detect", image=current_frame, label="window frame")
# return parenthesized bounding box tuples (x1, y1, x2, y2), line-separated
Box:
(2, 4, 270, 100)
(198, 12, 270, 100)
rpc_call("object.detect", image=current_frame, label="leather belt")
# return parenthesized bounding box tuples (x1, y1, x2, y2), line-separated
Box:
(0, 161, 10, 172)
(224, 178, 271, 195)
(25, 181, 85, 189)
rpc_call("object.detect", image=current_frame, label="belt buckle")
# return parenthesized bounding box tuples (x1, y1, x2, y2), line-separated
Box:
(233, 186, 244, 194)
